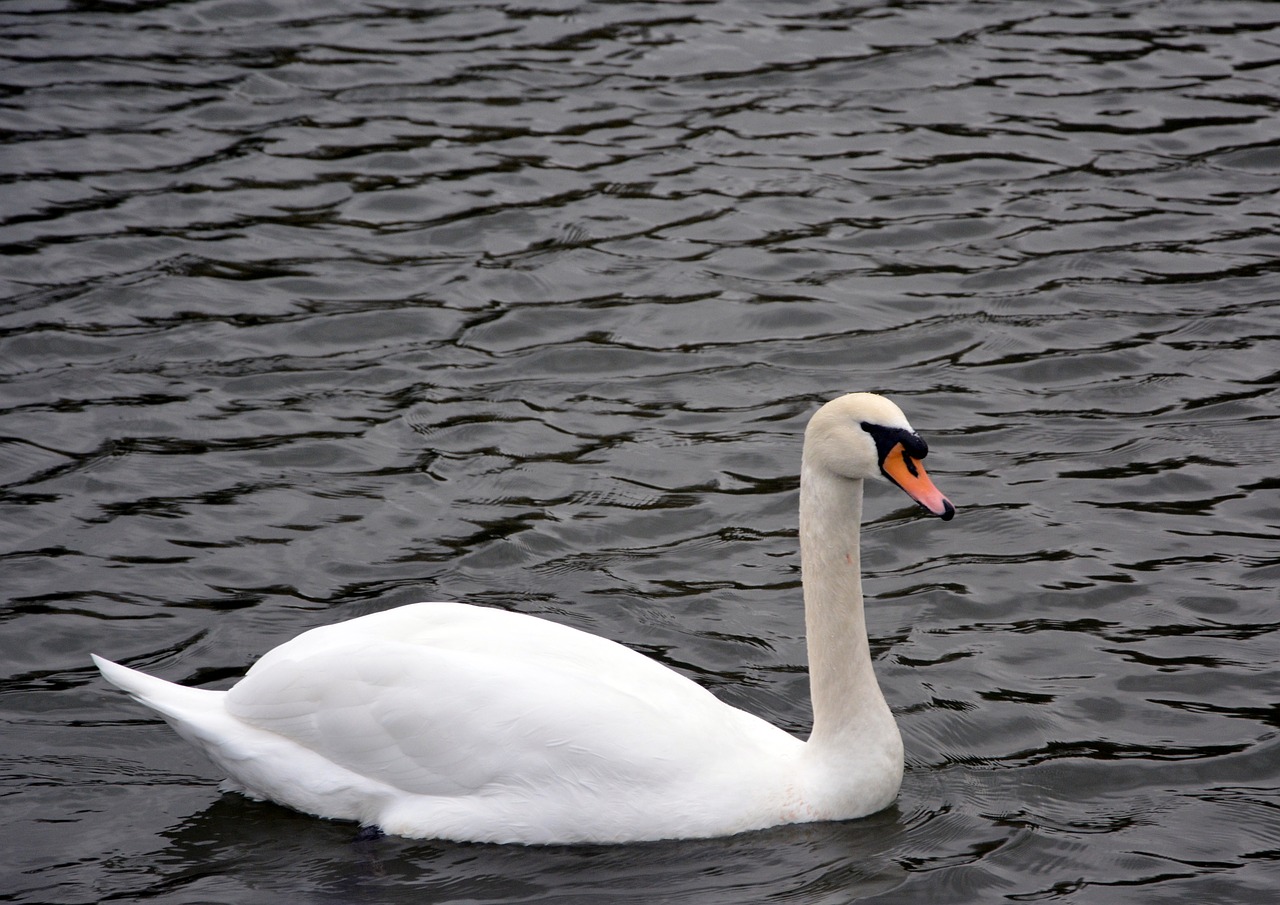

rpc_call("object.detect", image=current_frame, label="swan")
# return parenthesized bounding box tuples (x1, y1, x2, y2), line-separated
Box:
(92, 392, 955, 845)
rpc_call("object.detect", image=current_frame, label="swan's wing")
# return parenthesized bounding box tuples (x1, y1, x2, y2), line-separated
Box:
(247, 602, 683, 689)
(225, 603, 791, 799)
(243, 602, 733, 720)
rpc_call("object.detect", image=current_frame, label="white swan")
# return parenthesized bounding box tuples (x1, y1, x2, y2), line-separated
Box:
(93, 392, 954, 845)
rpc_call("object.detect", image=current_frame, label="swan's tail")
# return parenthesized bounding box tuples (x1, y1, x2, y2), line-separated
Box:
(92, 654, 388, 821)
(91, 654, 227, 730)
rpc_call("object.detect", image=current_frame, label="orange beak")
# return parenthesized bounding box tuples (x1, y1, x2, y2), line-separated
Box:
(881, 442, 955, 520)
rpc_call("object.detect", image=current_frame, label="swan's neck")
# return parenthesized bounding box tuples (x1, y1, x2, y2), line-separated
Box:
(798, 459, 894, 753)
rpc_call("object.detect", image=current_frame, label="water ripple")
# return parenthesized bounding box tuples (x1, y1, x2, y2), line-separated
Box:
(3, 1, 1279, 902)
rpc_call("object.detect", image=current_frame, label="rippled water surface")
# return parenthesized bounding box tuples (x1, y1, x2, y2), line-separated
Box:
(3, 0, 1279, 901)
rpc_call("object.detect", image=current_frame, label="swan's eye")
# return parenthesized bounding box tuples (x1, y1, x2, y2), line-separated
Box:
(860, 422, 928, 463)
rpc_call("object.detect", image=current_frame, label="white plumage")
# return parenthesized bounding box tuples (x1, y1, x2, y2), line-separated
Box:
(94, 392, 954, 844)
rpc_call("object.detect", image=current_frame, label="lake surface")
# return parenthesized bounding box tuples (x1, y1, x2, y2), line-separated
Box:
(2, 0, 1278, 901)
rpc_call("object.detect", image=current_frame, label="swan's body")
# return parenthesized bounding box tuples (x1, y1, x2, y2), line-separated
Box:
(94, 393, 954, 844)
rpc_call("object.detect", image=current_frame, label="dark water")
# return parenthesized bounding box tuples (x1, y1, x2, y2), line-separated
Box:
(3, 0, 1278, 901)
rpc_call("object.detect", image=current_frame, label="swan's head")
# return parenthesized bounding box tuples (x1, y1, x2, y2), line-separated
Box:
(805, 392, 955, 520)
